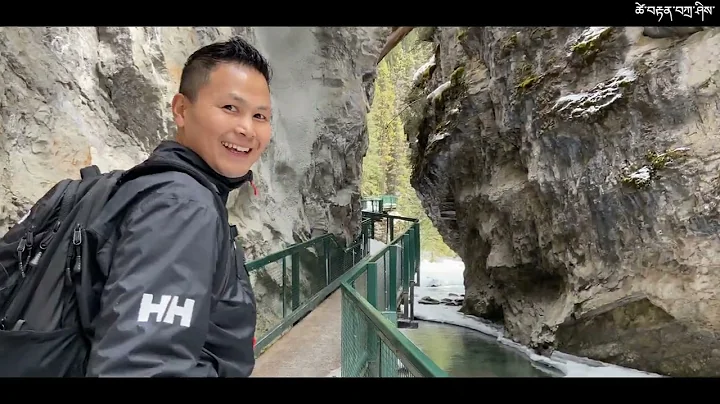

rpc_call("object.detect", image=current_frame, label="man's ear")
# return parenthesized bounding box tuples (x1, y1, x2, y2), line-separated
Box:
(171, 93, 188, 128)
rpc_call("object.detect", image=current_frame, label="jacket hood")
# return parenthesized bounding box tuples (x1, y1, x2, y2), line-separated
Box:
(150, 140, 253, 203)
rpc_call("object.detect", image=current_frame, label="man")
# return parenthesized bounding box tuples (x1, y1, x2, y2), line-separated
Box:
(84, 36, 273, 377)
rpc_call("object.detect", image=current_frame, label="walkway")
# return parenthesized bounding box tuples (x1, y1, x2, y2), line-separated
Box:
(251, 290, 343, 377)
(251, 240, 383, 378)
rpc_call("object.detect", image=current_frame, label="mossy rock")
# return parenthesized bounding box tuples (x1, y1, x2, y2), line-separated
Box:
(516, 73, 543, 92)
(570, 27, 613, 64)
(450, 66, 465, 85)
(619, 148, 690, 189)
(645, 148, 688, 171)
(502, 33, 518, 50)
(417, 27, 437, 42)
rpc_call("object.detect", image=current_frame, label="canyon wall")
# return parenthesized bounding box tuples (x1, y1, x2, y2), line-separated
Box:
(0, 26, 389, 335)
(405, 26, 720, 376)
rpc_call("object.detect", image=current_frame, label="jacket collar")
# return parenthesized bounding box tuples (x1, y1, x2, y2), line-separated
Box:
(150, 140, 253, 204)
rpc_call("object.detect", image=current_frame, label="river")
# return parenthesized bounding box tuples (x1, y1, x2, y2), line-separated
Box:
(407, 258, 662, 378)
(401, 321, 562, 377)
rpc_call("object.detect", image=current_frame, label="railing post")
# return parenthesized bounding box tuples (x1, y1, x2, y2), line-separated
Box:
(414, 222, 421, 286)
(292, 252, 300, 311)
(363, 232, 369, 258)
(408, 224, 413, 285)
(367, 262, 377, 309)
(388, 245, 397, 313)
(323, 238, 329, 286)
(409, 279, 416, 322)
(409, 225, 416, 284)
(389, 216, 394, 242)
(282, 256, 287, 318)
(402, 234, 410, 292)
(366, 261, 380, 377)
(401, 234, 410, 319)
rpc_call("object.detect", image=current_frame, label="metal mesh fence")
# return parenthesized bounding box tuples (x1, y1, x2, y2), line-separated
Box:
(340, 217, 446, 378)
(340, 291, 416, 378)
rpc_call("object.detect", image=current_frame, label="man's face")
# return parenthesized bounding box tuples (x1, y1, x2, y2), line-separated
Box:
(172, 62, 272, 178)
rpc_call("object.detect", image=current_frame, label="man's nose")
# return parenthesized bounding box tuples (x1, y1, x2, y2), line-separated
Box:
(234, 116, 256, 138)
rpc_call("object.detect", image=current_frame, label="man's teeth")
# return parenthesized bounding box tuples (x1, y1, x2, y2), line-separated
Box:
(222, 142, 250, 152)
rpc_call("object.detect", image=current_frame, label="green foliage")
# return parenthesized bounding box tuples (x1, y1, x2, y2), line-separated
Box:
(362, 31, 457, 260)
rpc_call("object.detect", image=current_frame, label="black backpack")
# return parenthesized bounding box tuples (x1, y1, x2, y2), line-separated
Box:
(0, 156, 231, 377)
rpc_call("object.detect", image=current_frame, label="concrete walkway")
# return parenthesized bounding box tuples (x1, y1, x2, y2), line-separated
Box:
(251, 239, 389, 377)
(251, 290, 342, 377)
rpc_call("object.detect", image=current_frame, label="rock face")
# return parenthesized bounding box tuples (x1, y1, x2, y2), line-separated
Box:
(0, 26, 389, 335)
(404, 26, 720, 376)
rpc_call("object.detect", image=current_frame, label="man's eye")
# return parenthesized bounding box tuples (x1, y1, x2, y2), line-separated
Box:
(254, 113, 267, 120)
(223, 105, 237, 112)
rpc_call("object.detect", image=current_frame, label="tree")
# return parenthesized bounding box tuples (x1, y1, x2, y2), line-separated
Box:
(362, 33, 457, 260)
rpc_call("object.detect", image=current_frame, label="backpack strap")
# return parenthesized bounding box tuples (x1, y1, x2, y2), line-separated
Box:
(116, 157, 233, 279)
(80, 165, 101, 180)
(117, 158, 220, 196)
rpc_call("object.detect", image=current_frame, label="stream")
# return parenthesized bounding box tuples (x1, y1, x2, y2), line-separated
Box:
(401, 320, 562, 377)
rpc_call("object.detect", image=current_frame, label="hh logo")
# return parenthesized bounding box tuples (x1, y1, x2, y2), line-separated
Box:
(137, 293, 195, 328)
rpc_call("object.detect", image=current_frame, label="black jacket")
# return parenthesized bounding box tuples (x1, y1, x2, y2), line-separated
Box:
(84, 140, 257, 377)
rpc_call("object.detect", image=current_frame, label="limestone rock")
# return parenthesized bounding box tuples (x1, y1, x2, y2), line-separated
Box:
(0, 26, 390, 337)
(404, 26, 720, 376)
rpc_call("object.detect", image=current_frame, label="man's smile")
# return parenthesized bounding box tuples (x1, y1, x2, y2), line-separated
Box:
(221, 141, 252, 154)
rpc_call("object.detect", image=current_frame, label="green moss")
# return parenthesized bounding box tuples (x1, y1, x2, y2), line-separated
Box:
(422, 67, 432, 80)
(517, 61, 532, 76)
(571, 28, 613, 59)
(456, 28, 468, 41)
(620, 176, 638, 187)
(619, 148, 690, 189)
(502, 33, 518, 51)
(513, 60, 544, 92)
(450, 66, 465, 85)
(516, 74, 541, 90)
(619, 170, 651, 189)
(571, 41, 592, 55)
(645, 149, 688, 171)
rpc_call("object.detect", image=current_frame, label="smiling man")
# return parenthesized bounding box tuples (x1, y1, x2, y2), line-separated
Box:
(84, 37, 272, 377)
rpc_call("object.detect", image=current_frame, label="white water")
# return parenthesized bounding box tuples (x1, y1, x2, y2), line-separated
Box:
(414, 258, 663, 378)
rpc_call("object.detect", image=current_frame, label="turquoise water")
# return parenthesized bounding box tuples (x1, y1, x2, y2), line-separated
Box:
(401, 321, 562, 377)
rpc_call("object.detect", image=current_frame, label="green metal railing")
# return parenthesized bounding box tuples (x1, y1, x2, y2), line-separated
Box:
(340, 213, 447, 377)
(361, 195, 398, 213)
(248, 218, 373, 354)
(362, 210, 417, 249)
(246, 209, 445, 377)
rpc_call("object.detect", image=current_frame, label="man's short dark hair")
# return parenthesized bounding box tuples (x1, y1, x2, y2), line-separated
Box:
(179, 36, 272, 101)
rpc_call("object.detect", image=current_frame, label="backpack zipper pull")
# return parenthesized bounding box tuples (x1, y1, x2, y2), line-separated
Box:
(25, 229, 34, 248)
(29, 251, 42, 268)
(16, 237, 26, 278)
(23, 229, 34, 275)
(72, 224, 82, 246)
